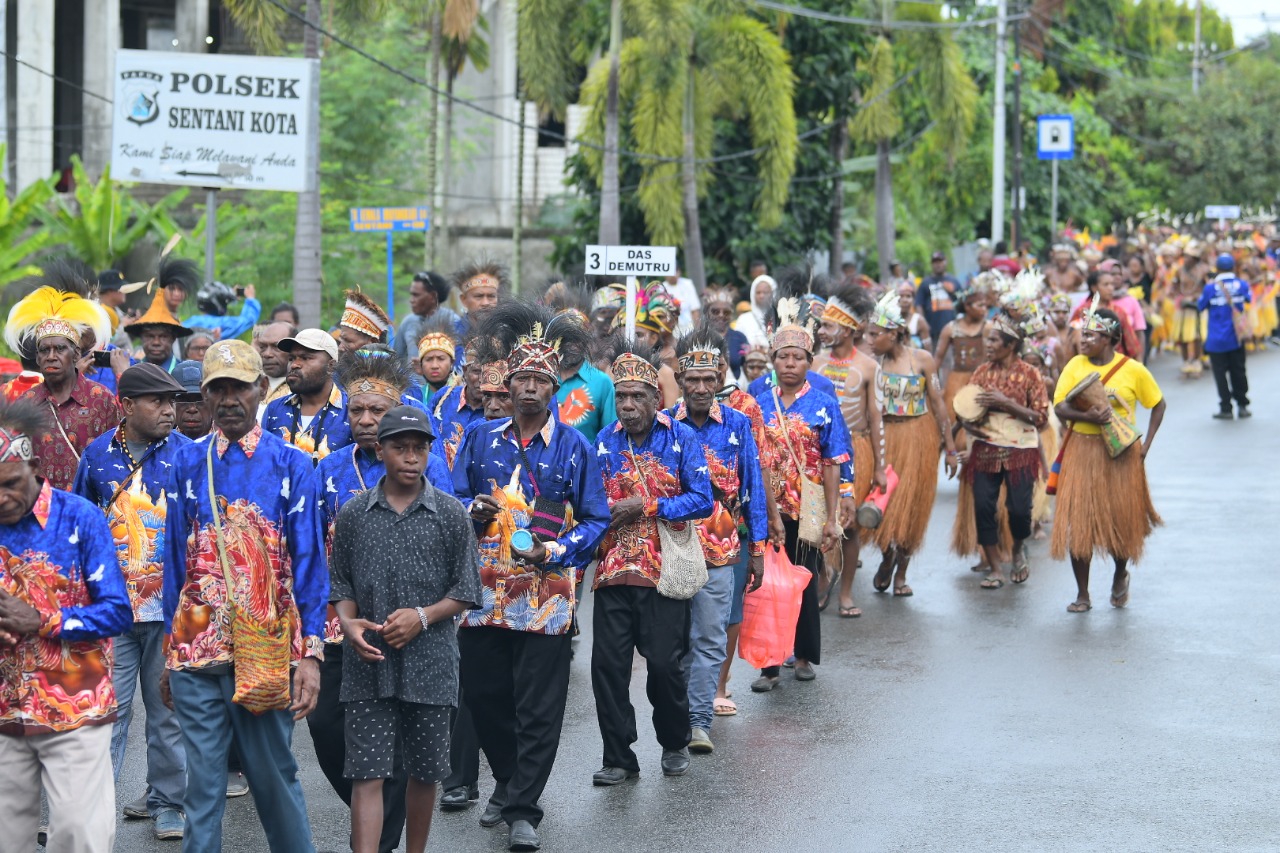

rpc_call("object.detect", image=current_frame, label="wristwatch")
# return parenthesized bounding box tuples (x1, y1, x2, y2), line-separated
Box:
(415, 606, 430, 631)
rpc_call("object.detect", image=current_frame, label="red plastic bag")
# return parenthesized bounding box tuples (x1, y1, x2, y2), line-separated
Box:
(738, 546, 811, 669)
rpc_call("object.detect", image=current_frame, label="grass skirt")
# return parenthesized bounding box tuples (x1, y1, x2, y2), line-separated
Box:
(1032, 411, 1060, 524)
(851, 431, 874, 507)
(944, 370, 972, 451)
(1050, 433, 1161, 562)
(950, 470, 1012, 557)
(874, 414, 940, 554)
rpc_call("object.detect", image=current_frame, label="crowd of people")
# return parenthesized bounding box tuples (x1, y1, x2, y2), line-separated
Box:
(2, 226, 1273, 851)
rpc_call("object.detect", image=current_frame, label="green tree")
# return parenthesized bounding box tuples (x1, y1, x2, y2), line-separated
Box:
(0, 146, 55, 293)
(577, 0, 798, 288)
(849, 2, 978, 281)
(41, 156, 185, 270)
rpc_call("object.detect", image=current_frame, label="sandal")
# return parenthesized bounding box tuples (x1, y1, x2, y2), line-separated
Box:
(1110, 571, 1131, 608)
(980, 575, 1005, 589)
(893, 583, 913, 597)
(838, 605, 861, 618)
(1067, 599, 1092, 613)
(1011, 548, 1030, 584)
(713, 697, 737, 716)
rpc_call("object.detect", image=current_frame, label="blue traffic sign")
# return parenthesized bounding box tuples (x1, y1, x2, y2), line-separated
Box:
(1037, 115, 1074, 161)
(348, 206, 430, 232)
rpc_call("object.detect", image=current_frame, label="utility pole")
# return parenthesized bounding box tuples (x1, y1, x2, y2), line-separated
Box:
(1011, 3, 1023, 251)
(991, 0, 1008, 246)
(1193, 0, 1203, 94)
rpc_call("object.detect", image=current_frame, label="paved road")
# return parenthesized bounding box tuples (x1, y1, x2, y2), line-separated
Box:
(110, 350, 1280, 852)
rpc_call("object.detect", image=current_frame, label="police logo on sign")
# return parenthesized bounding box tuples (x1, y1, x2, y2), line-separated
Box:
(121, 69, 163, 126)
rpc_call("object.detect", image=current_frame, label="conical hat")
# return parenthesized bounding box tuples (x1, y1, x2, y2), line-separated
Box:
(124, 289, 192, 338)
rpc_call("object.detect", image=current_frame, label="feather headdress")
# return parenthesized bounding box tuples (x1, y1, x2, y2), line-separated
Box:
(869, 289, 904, 330)
(5, 261, 112, 356)
(340, 289, 392, 341)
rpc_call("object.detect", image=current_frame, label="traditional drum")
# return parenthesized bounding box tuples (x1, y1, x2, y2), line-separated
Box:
(1063, 371, 1141, 458)
(954, 383, 1037, 448)
(952, 384, 986, 424)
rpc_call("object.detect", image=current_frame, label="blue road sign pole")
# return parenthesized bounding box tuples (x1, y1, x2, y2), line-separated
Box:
(386, 232, 395, 322)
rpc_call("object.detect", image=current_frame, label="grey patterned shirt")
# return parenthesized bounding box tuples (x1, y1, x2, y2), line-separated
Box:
(330, 476, 482, 706)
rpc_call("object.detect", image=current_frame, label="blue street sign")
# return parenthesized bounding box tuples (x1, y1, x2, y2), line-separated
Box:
(348, 207, 431, 323)
(1037, 115, 1074, 161)
(348, 206, 431, 232)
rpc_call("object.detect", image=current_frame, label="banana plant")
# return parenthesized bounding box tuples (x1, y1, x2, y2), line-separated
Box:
(41, 156, 187, 270)
(0, 145, 56, 290)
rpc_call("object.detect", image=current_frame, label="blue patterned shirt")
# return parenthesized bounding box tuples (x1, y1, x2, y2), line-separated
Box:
(754, 381, 852, 519)
(0, 482, 131, 735)
(749, 369, 837, 400)
(427, 384, 485, 470)
(667, 400, 768, 566)
(451, 415, 610, 634)
(162, 425, 328, 671)
(73, 426, 191, 623)
(594, 414, 715, 588)
(262, 382, 352, 463)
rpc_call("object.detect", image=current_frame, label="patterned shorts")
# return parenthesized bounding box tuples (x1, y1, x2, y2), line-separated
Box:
(343, 699, 451, 783)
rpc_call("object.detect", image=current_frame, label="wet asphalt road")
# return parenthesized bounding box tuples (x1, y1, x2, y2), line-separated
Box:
(109, 350, 1280, 852)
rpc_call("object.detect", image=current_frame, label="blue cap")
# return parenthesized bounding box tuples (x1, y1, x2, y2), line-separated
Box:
(1216, 253, 1235, 272)
(171, 360, 204, 397)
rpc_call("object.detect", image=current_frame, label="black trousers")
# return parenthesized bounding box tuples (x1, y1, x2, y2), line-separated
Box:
(590, 585, 692, 772)
(440, 686, 480, 792)
(971, 468, 1034, 546)
(458, 627, 572, 827)
(1209, 348, 1249, 410)
(307, 645, 407, 853)
(762, 517, 821, 676)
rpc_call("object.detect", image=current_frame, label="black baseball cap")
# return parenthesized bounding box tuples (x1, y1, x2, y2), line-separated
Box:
(171, 360, 204, 399)
(98, 269, 126, 292)
(376, 405, 436, 442)
(930, 251, 946, 262)
(118, 362, 185, 399)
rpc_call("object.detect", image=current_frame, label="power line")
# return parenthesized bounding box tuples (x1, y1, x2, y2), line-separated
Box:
(0, 48, 114, 103)
(751, 0, 1026, 30)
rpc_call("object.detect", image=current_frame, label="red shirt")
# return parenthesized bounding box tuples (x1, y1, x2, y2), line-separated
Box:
(20, 375, 122, 491)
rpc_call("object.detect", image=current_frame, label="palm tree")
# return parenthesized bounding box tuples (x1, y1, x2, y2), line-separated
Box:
(850, 2, 977, 281)
(222, 0, 383, 326)
(578, 0, 797, 288)
(438, 9, 490, 268)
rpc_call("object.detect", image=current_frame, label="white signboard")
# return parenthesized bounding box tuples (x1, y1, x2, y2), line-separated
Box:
(1036, 114, 1074, 160)
(1204, 205, 1241, 220)
(585, 245, 677, 277)
(111, 49, 319, 192)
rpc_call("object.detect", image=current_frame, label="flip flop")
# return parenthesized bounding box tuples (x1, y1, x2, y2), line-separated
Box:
(873, 567, 892, 593)
(1067, 599, 1092, 613)
(893, 584, 913, 597)
(713, 697, 737, 716)
(980, 576, 1005, 589)
(1110, 572, 1131, 608)
(838, 605, 861, 618)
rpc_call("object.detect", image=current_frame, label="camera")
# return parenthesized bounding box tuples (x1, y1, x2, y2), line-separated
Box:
(234, 286, 246, 297)
(92, 350, 113, 368)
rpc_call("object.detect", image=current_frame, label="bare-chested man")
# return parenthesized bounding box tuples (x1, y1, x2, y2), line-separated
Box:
(1172, 242, 1211, 376)
(813, 287, 886, 618)
(1045, 245, 1085, 296)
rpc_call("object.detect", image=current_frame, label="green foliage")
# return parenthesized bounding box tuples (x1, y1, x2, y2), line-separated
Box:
(41, 157, 186, 270)
(0, 146, 55, 291)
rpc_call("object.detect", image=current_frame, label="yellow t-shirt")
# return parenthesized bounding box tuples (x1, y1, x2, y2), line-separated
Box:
(1054, 353, 1162, 435)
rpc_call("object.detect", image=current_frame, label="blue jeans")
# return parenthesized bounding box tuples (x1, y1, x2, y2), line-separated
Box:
(684, 565, 734, 732)
(111, 621, 186, 813)
(171, 670, 315, 853)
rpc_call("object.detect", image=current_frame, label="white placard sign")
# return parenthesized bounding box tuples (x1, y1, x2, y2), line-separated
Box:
(1204, 205, 1241, 220)
(112, 49, 319, 192)
(585, 245, 677, 277)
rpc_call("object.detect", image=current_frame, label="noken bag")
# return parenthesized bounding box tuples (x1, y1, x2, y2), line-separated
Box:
(738, 546, 811, 669)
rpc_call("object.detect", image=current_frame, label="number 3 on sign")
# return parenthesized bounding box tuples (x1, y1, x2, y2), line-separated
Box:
(584, 245, 606, 274)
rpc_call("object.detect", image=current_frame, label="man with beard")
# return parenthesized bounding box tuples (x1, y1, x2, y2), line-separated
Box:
(666, 327, 767, 755)
(162, 340, 327, 853)
(7, 267, 122, 490)
(264, 329, 351, 462)
(452, 303, 610, 851)
(73, 364, 191, 840)
(592, 341, 714, 785)
(253, 321, 297, 419)
(0, 399, 131, 853)
(171, 361, 214, 440)
(310, 349, 451, 853)
(813, 289, 887, 618)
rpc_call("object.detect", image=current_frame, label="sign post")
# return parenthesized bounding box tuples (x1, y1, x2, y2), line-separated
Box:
(584, 245, 677, 278)
(1204, 205, 1241, 231)
(1037, 114, 1074, 240)
(112, 49, 320, 283)
(349, 207, 432, 322)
